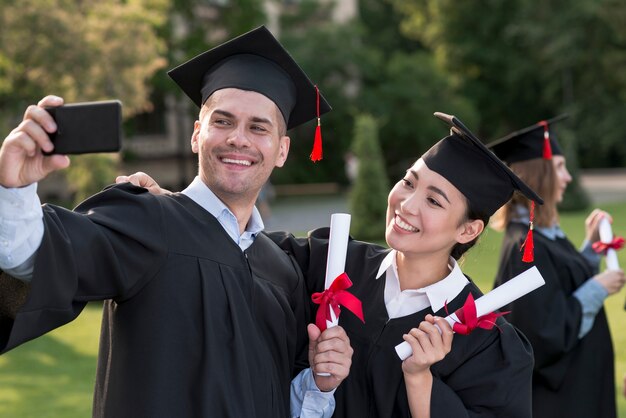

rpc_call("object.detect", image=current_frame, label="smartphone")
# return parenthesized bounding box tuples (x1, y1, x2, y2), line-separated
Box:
(44, 100, 122, 155)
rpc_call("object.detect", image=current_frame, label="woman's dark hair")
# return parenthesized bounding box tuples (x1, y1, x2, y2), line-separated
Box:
(450, 201, 490, 261)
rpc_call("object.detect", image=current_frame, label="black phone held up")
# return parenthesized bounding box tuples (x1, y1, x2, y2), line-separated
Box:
(44, 100, 122, 155)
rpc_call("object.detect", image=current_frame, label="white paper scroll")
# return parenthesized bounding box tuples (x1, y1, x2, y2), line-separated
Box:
(599, 217, 620, 271)
(323, 213, 351, 328)
(395, 266, 545, 361)
(317, 213, 351, 376)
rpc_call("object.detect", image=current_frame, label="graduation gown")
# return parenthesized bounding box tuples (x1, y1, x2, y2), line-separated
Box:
(0, 183, 309, 418)
(271, 228, 534, 418)
(494, 222, 616, 418)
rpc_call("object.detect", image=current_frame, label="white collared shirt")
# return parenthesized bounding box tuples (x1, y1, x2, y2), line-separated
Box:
(182, 176, 263, 251)
(375, 250, 469, 319)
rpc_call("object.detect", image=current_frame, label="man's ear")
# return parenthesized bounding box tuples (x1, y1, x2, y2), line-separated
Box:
(456, 218, 485, 244)
(191, 120, 201, 154)
(275, 136, 290, 168)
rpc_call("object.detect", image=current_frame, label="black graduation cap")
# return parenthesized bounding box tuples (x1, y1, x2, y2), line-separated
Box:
(487, 114, 568, 164)
(422, 112, 544, 219)
(167, 26, 331, 161)
(167, 26, 330, 131)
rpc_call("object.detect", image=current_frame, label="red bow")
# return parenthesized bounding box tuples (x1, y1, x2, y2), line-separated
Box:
(311, 272, 364, 332)
(592, 236, 625, 254)
(445, 294, 508, 335)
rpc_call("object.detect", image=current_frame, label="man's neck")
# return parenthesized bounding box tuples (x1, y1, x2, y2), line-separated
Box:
(214, 191, 257, 235)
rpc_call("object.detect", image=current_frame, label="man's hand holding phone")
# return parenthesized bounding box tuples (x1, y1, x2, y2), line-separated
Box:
(0, 95, 69, 188)
(0, 96, 121, 187)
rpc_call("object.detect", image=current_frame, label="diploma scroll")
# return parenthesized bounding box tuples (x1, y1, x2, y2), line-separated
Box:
(395, 266, 545, 360)
(323, 213, 351, 328)
(317, 213, 351, 376)
(599, 218, 620, 271)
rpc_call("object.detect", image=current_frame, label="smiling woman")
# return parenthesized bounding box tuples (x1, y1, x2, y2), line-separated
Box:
(385, 160, 488, 282)
(269, 112, 542, 418)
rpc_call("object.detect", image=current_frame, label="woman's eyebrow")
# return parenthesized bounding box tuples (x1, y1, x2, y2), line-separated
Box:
(409, 169, 451, 204)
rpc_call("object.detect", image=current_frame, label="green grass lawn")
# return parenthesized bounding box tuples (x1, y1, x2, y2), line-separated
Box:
(2, 202, 626, 417)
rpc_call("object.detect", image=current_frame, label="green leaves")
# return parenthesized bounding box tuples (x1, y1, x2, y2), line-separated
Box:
(0, 0, 168, 116)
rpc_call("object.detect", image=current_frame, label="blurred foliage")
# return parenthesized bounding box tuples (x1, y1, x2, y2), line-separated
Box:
(386, 0, 626, 209)
(389, 0, 626, 170)
(274, 20, 368, 185)
(557, 125, 592, 211)
(359, 51, 478, 181)
(275, 0, 477, 185)
(0, 0, 168, 117)
(0, 0, 169, 207)
(1, 0, 624, 201)
(66, 154, 119, 206)
(349, 114, 389, 241)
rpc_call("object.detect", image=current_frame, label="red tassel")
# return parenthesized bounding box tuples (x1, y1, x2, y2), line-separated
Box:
(310, 85, 323, 162)
(310, 121, 323, 162)
(538, 120, 552, 160)
(521, 201, 535, 262)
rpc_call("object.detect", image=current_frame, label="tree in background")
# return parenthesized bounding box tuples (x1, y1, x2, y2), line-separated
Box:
(277, 3, 367, 185)
(276, 0, 477, 186)
(389, 0, 626, 170)
(360, 51, 478, 181)
(520, 0, 626, 169)
(0, 0, 169, 207)
(388, 0, 626, 209)
(357, 0, 477, 180)
(0, 0, 168, 118)
(349, 114, 389, 241)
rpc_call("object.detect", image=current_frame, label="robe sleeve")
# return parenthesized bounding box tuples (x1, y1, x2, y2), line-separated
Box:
(1, 183, 169, 353)
(430, 322, 534, 418)
(497, 238, 582, 390)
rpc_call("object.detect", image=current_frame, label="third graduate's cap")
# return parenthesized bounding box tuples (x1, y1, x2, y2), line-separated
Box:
(487, 114, 568, 164)
(422, 112, 543, 218)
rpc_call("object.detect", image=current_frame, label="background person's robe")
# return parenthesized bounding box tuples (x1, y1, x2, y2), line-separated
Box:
(494, 222, 616, 418)
(272, 228, 534, 418)
(0, 183, 309, 418)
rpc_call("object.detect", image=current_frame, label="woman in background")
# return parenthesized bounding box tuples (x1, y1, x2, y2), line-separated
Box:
(489, 116, 625, 418)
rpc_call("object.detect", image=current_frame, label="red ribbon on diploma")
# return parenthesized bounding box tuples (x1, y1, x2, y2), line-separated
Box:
(311, 272, 365, 332)
(592, 236, 625, 254)
(445, 293, 509, 335)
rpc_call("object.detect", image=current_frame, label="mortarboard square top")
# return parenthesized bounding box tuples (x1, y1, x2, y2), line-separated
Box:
(422, 112, 543, 218)
(167, 25, 331, 130)
(487, 114, 568, 164)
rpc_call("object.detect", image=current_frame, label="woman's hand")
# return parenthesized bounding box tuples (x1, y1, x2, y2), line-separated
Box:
(116, 171, 171, 195)
(594, 269, 626, 295)
(401, 315, 453, 377)
(584, 209, 611, 243)
(402, 315, 453, 418)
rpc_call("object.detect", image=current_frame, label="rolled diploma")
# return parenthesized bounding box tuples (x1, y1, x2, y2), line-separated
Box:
(323, 213, 352, 328)
(599, 217, 620, 270)
(395, 266, 545, 360)
(316, 213, 351, 377)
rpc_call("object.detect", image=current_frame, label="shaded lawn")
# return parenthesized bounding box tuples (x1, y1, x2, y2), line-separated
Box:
(2, 202, 626, 417)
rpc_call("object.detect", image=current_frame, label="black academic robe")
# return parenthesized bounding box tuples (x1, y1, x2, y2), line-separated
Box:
(494, 222, 616, 418)
(271, 228, 534, 418)
(0, 183, 309, 418)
